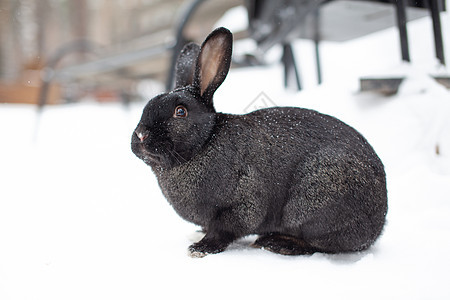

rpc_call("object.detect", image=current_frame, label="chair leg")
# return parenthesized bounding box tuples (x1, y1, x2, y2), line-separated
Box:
(394, 0, 411, 62)
(282, 43, 302, 90)
(429, 0, 446, 65)
(313, 7, 322, 85)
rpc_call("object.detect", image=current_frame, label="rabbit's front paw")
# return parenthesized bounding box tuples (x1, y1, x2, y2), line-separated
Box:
(188, 236, 231, 258)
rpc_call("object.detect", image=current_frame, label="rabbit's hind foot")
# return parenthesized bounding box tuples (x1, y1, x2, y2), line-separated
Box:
(252, 233, 317, 256)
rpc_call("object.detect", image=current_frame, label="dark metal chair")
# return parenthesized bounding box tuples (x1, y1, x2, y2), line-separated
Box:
(241, 0, 447, 91)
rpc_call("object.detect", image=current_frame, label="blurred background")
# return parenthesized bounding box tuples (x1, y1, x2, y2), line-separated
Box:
(0, 0, 250, 106)
(0, 0, 448, 107)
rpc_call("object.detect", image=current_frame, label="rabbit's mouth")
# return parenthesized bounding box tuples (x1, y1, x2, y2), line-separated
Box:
(132, 132, 184, 168)
(136, 142, 177, 168)
(138, 144, 164, 164)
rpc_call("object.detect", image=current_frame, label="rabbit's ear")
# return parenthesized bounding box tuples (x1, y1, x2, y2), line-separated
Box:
(194, 27, 232, 102)
(175, 43, 201, 89)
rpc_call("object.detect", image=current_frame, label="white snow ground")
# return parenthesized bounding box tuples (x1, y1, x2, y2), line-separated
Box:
(1, 5, 450, 300)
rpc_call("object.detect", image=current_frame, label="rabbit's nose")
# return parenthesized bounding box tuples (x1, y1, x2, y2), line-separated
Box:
(135, 130, 149, 142)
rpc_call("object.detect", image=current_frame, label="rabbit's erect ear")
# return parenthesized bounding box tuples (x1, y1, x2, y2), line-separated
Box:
(175, 42, 201, 89)
(194, 27, 232, 102)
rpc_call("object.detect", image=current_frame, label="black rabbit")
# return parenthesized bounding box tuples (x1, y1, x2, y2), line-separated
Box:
(131, 27, 387, 257)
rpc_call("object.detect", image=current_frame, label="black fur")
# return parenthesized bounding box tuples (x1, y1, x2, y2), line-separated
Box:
(131, 27, 388, 257)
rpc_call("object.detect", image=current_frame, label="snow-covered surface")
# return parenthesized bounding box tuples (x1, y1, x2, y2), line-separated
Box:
(1, 6, 450, 300)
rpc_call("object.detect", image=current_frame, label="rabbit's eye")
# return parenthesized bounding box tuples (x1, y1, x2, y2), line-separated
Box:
(174, 105, 188, 118)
